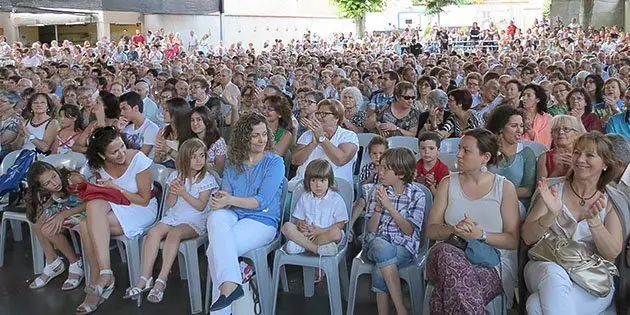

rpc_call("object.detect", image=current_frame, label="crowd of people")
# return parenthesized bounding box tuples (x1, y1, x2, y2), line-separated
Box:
(2, 15, 630, 315)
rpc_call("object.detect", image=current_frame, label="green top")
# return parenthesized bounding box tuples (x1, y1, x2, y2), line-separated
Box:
(274, 127, 287, 144)
(547, 103, 568, 116)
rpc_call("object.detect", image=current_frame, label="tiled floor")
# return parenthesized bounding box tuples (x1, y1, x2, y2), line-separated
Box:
(0, 230, 388, 315)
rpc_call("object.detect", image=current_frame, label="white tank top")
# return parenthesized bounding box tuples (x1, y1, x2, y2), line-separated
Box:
(444, 173, 506, 234)
(23, 118, 52, 151)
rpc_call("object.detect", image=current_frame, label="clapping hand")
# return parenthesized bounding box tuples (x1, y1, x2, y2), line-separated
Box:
(375, 185, 394, 212)
(585, 193, 605, 224)
(154, 136, 165, 154)
(454, 214, 481, 240)
(537, 177, 562, 216)
(169, 177, 186, 196)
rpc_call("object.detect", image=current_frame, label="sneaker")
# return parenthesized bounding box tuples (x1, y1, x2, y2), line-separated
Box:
(284, 241, 306, 254)
(316, 243, 338, 256)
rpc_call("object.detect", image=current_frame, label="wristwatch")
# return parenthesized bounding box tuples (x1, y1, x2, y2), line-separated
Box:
(479, 229, 488, 242)
(317, 135, 326, 143)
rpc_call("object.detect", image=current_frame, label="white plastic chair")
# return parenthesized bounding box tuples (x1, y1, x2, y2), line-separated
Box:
(271, 177, 354, 315)
(519, 140, 548, 157)
(388, 136, 420, 159)
(0, 211, 44, 274)
(440, 137, 461, 154)
(42, 152, 87, 170)
(438, 152, 459, 172)
(346, 183, 433, 315)
(204, 178, 289, 315)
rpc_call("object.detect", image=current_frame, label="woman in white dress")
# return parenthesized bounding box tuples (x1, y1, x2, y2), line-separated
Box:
(75, 126, 158, 314)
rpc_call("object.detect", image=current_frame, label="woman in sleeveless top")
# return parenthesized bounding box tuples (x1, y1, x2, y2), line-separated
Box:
(21, 93, 59, 154)
(262, 95, 294, 157)
(55, 104, 83, 154)
(486, 106, 537, 219)
(426, 129, 520, 314)
(536, 115, 585, 181)
(153, 97, 191, 168)
(522, 132, 624, 315)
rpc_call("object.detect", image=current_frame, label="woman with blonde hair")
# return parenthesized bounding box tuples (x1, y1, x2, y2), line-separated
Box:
(536, 115, 586, 181)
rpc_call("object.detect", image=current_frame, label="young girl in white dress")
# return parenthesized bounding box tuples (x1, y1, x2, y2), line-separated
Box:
(123, 138, 218, 303)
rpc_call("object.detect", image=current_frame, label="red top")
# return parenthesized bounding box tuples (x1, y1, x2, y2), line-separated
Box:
(131, 35, 145, 45)
(416, 159, 450, 186)
(581, 112, 603, 132)
(545, 149, 570, 178)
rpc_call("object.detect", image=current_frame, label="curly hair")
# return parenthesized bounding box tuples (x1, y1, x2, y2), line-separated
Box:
(85, 126, 120, 169)
(23, 93, 55, 120)
(227, 112, 273, 173)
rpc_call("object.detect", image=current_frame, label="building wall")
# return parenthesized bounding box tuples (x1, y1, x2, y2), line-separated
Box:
(224, 0, 340, 17)
(550, 0, 625, 28)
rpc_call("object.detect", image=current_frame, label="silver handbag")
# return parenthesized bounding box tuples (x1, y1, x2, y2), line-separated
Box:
(528, 232, 618, 297)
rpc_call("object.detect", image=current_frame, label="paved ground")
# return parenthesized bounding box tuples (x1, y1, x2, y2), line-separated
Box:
(0, 229, 391, 315)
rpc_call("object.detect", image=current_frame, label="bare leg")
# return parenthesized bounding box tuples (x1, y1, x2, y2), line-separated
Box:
(79, 219, 99, 285)
(137, 223, 171, 288)
(381, 265, 407, 315)
(157, 224, 197, 281)
(350, 198, 366, 228)
(376, 292, 391, 315)
(34, 219, 58, 264)
(85, 200, 122, 288)
(45, 232, 80, 263)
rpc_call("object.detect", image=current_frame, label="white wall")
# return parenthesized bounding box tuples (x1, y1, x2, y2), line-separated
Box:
(224, 0, 340, 17)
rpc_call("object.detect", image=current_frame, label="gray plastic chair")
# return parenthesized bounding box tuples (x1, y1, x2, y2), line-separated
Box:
(438, 152, 459, 172)
(388, 136, 420, 159)
(519, 140, 548, 157)
(42, 152, 87, 171)
(204, 178, 289, 315)
(0, 211, 44, 274)
(346, 183, 433, 315)
(271, 177, 354, 315)
(440, 137, 461, 154)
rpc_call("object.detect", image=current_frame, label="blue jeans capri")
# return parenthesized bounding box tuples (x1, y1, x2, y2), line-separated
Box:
(364, 233, 414, 293)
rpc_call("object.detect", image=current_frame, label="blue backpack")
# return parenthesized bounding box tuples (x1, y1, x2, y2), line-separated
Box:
(0, 150, 37, 198)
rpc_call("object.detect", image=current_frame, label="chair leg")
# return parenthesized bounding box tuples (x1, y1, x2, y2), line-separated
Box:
(323, 260, 343, 315)
(339, 258, 349, 301)
(178, 251, 188, 280)
(28, 222, 44, 274)
(124, 238, 142, 308)
(0, 218, 7, 268)
(406, 271, 424, 315)
(204, 266, 212, 314)
(302, 267, 315, 298)
(118, 240, 127, 264)
(69, 230, 80, 255)
(346, 259, 361, 315)
(271, 251, 283, 315)
(423, 282, 434, 314)
(10, 220, 22, 242)
(182, 244, 202, 314)
(280, 265, 289, 292)
(251, 250, 273, 315)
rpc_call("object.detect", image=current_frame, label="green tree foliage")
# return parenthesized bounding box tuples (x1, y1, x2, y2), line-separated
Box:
(413, 0, 466, 15)
(330, 0, 387, 19)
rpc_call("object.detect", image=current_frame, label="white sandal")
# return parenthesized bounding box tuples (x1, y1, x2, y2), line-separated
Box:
(86, 269, 115, 300)
(123, 276, 153, 299)
(147, 278, 167, 303)
(29, 257, 65, 289)
(62, 258, 84, 291)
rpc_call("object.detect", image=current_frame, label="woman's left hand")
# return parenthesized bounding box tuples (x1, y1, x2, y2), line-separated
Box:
(585, 194, 606, 225)
(210, 190, 231, 209)
(454, 214, 482, 239)
(96, 178, 120, 191)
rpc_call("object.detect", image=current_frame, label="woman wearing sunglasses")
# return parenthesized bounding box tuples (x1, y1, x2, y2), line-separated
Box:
(366, 81, 420, 137)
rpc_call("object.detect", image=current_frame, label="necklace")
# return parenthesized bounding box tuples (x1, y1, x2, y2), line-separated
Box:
(569, 182, 598, 206)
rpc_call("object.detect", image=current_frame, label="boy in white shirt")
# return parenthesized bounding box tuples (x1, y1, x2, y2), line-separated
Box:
(119, 91, 159, 158)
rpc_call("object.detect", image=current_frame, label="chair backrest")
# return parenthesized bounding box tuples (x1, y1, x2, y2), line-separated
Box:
(388, 136, 420, 159)
(440, 137, 461, 154)
(208, 169, 222, 186)
(416, 183, 434, 260)
(150, 163, 174, 188)
(354, 133, 377, 176)
(0, 150, 24, 174)
(42, 152, 87, 171)
(438, 152, 458, 172)
(519, 140, 548, 157)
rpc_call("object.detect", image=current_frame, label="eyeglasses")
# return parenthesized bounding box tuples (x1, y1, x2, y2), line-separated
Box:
(263, 106, 276, 112)
(553, 88, 568, 94)
(315, 111, 335, 118)
(551, 127, 577, 134)
(401, 95, 416, 101)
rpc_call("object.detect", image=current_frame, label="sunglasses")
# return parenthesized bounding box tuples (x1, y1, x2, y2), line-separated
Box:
(401, 95, 416, 101)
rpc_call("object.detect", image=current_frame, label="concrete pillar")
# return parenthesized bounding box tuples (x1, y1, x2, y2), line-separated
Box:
(0, 12, 18, 43)
(626, 0, 630, 30)
(95, 11, 110, 42)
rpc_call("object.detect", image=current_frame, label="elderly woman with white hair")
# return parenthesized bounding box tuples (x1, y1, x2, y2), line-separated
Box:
(416, 89, 451, 136)
(340, 86, 368, 133)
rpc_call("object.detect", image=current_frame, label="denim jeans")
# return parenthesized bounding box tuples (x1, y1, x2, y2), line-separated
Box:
(364, 233, 414, 293)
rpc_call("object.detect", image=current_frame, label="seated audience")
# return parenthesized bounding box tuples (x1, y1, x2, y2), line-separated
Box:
(185, 106, 227, 175)
(438, 89, 485, 139)
(366, 81, 419, 137)
(537, 115, 586, 180)
(55, 104, 83, 154)
(519, 84, 552, 147)
(21, 93, 59, 154)
(262, 95, 294, 157)
(567, 88, 604, 132)
(416, 131, 450, 196)
(153, 97, 192, 168)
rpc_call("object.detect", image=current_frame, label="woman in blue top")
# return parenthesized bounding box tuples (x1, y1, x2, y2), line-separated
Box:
(486, 105, 536, 219)
(206, 112, 285, 314)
